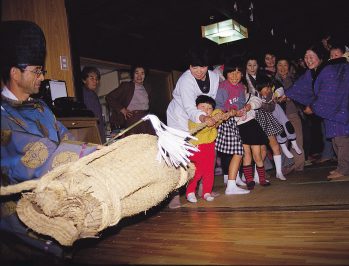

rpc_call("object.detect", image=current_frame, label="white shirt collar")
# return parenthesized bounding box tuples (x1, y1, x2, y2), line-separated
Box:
(1, 87, 19, 110)
(2, 86, 19, 100)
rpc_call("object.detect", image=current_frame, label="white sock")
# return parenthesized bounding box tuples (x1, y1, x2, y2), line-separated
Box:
(204, 193, 214, 202)
(187, 192, 197, 203)
(291, 140, 302, 155)
(223, 174, 228, 184)
(273, 154, 286, 180)
(280, 143, 294, 158)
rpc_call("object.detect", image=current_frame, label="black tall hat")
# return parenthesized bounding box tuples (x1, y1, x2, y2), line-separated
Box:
(0, 20, 46, 68)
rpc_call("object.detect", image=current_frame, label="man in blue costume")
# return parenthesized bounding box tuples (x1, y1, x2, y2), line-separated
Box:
(1, 20, 97, 258)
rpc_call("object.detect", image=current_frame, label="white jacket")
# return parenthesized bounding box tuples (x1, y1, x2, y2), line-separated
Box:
(166, 70, 219, 131)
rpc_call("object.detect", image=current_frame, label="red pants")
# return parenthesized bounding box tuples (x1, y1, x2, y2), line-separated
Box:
(186, 142, 215, 198)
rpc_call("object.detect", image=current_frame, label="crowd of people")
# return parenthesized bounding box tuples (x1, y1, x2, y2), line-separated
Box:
(166, 37, 349, 208)
(1, 19, 348, 258)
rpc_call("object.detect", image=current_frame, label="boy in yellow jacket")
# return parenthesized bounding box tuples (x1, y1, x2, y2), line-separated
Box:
(186, 95, 223, 203)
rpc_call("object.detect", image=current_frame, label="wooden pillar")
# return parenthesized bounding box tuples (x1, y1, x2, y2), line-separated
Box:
(1, 0, 76, 96)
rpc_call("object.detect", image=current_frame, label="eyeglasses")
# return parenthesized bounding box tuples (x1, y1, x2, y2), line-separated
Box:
(22, 69, 47, 77)
(17, 65, 47, 77)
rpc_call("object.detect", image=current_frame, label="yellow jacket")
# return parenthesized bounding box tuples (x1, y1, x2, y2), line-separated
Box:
(188, 109, 222, 145)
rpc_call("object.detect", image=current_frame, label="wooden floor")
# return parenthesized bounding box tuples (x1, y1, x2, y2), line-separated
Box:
(72, 208, 349, 265)
(2, 163, 349, 265)
(69, 163, 349, 265)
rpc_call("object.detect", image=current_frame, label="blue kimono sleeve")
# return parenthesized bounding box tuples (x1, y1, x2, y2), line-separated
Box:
(311, 64, 349, 124)
(56, 120, 75, 141)
(285, 71, 315, 106)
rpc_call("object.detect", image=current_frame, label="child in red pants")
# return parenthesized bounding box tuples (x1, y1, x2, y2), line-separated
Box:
(186, 95, 222, 203)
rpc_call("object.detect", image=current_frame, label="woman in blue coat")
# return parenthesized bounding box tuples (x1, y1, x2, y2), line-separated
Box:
(286, 43, 349, 180)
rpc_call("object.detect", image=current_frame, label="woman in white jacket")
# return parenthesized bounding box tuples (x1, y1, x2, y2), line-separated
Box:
(166, 49, 220, 208)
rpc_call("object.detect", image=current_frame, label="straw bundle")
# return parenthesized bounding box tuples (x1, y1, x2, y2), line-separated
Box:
(12, 134, 194, 246)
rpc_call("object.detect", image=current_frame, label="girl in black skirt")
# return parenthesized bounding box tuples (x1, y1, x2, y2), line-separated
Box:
(216, 58, 270, 191)
(254, 75, 287, 180)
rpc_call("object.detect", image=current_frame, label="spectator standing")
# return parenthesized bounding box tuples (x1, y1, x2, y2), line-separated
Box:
(106, 65, 155, 136)
(81, 66, 106, 143)
(286, 43, 349, 180)
(275, 57, 305, 172)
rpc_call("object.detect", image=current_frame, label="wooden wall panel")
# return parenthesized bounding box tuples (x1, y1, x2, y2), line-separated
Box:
(1, 0, 75, 96)
(146, 70, 173, 123)
(171, 70, 183, 88)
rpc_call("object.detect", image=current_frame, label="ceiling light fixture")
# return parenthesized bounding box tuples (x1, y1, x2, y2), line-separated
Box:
(201, 18, 248, 45)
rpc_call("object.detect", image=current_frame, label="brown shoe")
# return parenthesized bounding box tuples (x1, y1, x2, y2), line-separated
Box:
(210, 191, 220, 197)
(327, 171, 345, 180)
(168, 194, 181, 209)
(329, 170, 337, 175)
(304, 160, 313, 166)
(314, 158, 331, 164)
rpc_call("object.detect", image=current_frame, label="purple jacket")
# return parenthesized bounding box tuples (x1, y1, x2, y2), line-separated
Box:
(286, 58, 349, 138)
(215, 81, 246, 111)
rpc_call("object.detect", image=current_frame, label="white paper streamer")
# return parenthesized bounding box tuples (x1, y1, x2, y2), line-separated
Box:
(142, 114, 199, 168)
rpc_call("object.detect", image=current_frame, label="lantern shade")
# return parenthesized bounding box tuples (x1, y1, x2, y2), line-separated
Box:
(201, 19, 248, 45)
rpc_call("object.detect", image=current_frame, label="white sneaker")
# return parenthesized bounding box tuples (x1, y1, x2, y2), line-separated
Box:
(186, 192, 197, 203)
(276, 173, 287, 181)
(223, 174, 228, 184)
(204, 193, 214, 201)
(225, 180, 250, 195)
(225, 186, 250, 195)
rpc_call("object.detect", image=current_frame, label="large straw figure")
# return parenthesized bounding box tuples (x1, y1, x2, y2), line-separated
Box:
(2, 130, 196, 246)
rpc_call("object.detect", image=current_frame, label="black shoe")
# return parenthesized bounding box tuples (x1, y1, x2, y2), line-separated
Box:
(260, 180, 271, 186)
(247, 181, 255, 190)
